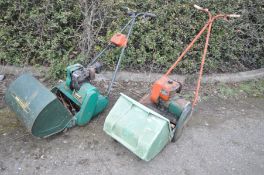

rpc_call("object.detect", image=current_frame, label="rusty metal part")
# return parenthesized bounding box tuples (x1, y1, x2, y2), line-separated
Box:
(88, 68, 96, 80)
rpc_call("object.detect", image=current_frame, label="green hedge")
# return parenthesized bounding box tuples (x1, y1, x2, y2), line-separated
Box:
(0, 0, 263, 78)
(0, 0, 82, 78)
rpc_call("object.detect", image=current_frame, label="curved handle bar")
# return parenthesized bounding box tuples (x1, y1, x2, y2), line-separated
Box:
(144, 12, 157, 18)
(127, 12, 156, 19)
(227, 14, 241, 18)
(194, 4, 240, 21)
(194, 4, 204, 10)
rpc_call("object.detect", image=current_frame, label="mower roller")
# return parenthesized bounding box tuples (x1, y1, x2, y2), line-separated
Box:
(5, 11, 156, 138)
(103, 5, 240, 161)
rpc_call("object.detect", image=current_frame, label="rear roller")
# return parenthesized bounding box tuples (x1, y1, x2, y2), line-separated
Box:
(171, 102, 192, 142)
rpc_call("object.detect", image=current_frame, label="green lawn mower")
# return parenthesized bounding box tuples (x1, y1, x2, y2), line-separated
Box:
(5, 11, 156, 138)
(103, 5, 240, 161)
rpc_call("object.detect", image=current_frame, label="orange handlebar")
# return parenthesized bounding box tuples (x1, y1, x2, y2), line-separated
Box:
(163, 5, 240, 108)
(165, 5, 240, 76)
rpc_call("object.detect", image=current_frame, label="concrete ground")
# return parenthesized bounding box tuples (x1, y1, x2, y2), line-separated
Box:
(0, 76, 263, 175)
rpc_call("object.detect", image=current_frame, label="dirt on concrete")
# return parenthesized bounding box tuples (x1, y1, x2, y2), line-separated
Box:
(0, 74, 264, 175)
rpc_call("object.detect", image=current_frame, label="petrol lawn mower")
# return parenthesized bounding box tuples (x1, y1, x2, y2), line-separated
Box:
(103, 5, 240, 161)
(5, 11, 156, 138)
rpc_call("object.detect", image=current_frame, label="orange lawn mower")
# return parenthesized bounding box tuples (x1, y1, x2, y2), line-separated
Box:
(103, 4, 240, 161)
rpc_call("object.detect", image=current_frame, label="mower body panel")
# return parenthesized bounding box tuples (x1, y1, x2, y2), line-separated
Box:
(150, 76, 181, 103)
(52, 82, 109, 126)
(5, 74, 72, 138)
(103, 93, 173, 161)
(168, 98, 191, 118)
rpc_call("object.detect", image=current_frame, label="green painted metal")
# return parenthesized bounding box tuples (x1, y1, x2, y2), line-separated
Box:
(103, 93, 173, 161)
(168, 98, 191, 119)
(5, 73, 108, 137)
(172, 102, 192, 142)
(52, 81, 109, 126)
(5, 74, 73, 138)
(168, 101, 182, 118)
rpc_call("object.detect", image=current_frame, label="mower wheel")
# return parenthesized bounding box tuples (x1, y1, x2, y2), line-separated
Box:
(172, 103, 192, 142)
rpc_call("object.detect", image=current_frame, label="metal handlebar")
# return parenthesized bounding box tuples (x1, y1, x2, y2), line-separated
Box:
(227, 14, 241, 18)
(106, 11, 156, 96)
(127, 11, 156, 19)
(194, 4, 240, 19)
(194, 4, 204, 10)
(144, 12, 157, 18)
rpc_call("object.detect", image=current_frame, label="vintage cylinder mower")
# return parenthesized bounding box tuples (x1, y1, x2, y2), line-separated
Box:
(5, 11, 156, 138)
(103, 5, 240, 161)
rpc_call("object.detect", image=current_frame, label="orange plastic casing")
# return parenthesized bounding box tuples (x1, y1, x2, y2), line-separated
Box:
(150, 76, 180, 103)
(110, 33, 128, 47)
